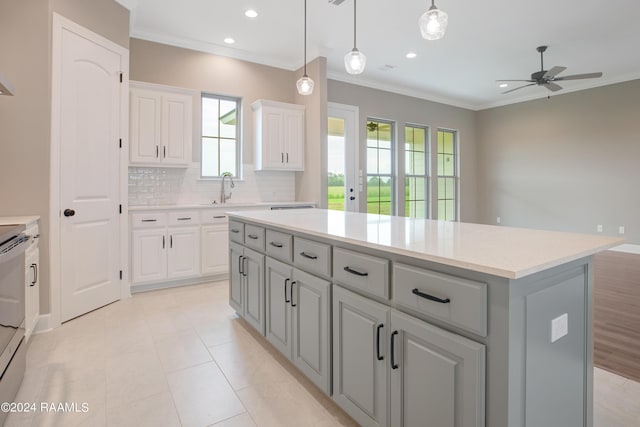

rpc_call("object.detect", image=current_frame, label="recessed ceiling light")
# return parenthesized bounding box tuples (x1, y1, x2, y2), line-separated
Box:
(499, 83, 508, 88)
(405, 52, 417, 59)
(245, 9, 258, 18)
(224, 37, 235, 44)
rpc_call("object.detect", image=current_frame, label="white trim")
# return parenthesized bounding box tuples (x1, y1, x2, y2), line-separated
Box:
(50, 14, 130, 328)
(327, 103, 360, 212)
(33, 314, 52, 335)
(130, 80, 197, 96)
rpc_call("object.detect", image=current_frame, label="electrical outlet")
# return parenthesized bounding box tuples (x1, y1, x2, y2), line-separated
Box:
(496, 217, 501, 224)
(619, 226, 625, 235)
(551, 313, 568, 343)
(597, 224, 603, 233)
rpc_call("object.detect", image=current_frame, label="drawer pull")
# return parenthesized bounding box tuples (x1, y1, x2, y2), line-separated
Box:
(284, 278, 291, 303)
(248, 234, 259, 240)
(299, 252, 317, 260)
(376, 324, 384, 361)
(177, 217, 191, 221)
(344, 266, 368, 277)
(412, 288, 451, 304)
(213, 215, 226, 219)
(390, 331, 399, 370)
(231, 229, 240, 234)
(270, 241, 283, 248)
(141, 219, 157, 222)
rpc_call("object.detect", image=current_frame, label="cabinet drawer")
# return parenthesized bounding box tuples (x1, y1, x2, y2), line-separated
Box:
(200, 211, 229, 225)
(333, 247, 389, 299)
(167, 211, 199, 226)
(393, 263, 487, 336)
(229, 220, 244, 243)
(131, 213, 167, 229)
(294, 237, 331, 277)
(265, 229, 293, 263)
(244, 224, 266, 251)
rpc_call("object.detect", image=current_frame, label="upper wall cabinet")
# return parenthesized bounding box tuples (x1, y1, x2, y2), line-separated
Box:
(130, 82, 193, 167)
(252, 100, 305, 171)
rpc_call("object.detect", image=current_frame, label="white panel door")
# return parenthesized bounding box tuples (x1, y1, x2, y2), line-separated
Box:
(130, 88, 161, 164)
(201, 224, 228, 276)
(59, 26, 123, 322)
(167, 226, 200, 279)
(162, 93, 192, 165)
(131, 229, 167, 283)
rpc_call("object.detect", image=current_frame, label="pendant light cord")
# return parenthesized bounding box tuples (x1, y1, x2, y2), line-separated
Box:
(303, 0, 307, 75)
(353, 0, 357, 49)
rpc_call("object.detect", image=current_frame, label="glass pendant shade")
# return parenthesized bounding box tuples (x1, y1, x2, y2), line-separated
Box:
(419, 4, 448, 40)
(296, 74, 315, 95)
(344, 49, 367, 75)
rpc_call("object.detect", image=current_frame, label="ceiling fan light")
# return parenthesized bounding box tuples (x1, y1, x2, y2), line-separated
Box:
(344, 49, 367, 75)
(296, 74, 315, 95)
(419, 6, 448, 40)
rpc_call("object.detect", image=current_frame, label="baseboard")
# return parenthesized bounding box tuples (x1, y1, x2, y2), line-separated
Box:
(33, 314, 54, 335)
(130, 273, 228, 294)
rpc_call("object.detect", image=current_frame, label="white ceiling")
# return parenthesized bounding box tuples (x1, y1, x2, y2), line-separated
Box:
(117, 0, 640, 110)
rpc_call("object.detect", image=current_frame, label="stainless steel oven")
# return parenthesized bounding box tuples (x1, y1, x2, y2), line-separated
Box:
(0, 224, 29, 425)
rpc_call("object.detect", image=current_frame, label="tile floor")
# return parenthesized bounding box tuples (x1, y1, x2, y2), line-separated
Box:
(4, 280, 640, 427)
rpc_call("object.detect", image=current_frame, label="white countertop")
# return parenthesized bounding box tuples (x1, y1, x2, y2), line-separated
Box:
(0, 215, 40, 225)
(128, 201, 315, 212)
(228, 209, 623, 279)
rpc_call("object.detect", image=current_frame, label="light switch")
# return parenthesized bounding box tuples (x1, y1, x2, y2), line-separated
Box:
(551, 313, 568, 343)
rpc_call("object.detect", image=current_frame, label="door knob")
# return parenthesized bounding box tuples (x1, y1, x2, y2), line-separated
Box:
(64, 209, 76, 217)
(349, 196, 356, 200)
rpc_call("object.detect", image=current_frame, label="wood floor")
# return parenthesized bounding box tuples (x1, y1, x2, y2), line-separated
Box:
(593, 250, 640, 382)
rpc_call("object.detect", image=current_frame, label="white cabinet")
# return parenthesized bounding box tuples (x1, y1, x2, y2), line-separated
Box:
(131, 228, 167, 283)
(167, 226, 200, 279)
(201, 224, 229, 276)
(130, 83, 193, 167)
(24, 241, 39, 342)
(252, 100, 305, 171)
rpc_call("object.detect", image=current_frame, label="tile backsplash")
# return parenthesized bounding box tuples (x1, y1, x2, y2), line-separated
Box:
(128, 163, 295, 206)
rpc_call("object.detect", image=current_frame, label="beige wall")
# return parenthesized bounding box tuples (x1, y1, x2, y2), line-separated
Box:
(0, 0, 128, 314)
(327, 80, 479, 222)
(476, 79, 640, 243)
(130, 39, 297, 166)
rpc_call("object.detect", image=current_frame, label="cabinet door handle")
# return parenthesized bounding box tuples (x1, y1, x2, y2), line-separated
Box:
(412, 288, 451, 304)
(170, 235, 173, 248)
(344, 266, 368, 277)
(30, 263, 38, 286)
(376, 324, 384, 361)
(238, 255, 244, 275)
(163, 146, 166, 158)
(242, 257, 248, 277)
(286, 152, 289, 163)
(290, 281, 297, 307)
(231, 229, 240, 234)
(141, 219, 157, 222)
(247, 234, 259, 240)
(281, 152, 284, 163)
(214, 215, 226, 219)
(162, 235, 165, 249)
(284, 278, 290, 303)
(299, 252, 317, 260)
(177, 217, 191, 221)
(391, 330, 399, 369)
(156, 145, 159, 158)
(270, 241, 283, 248)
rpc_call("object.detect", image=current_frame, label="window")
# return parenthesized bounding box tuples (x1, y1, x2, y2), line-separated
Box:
(436, 129, 458, 221)
(404, 124, 428, 218)
(366, 119, 394, 215)
(201, 94, 241, 178)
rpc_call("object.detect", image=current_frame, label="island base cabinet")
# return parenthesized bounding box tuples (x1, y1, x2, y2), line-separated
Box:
(333, 286, 389, 427)
(264, 258, 331, 394)
(291, 269, 331, 394)
(389, 310, 486, 427)
(229, 242, 265, 335)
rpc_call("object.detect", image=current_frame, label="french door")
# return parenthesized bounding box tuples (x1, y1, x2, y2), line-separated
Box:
(327, 103, 359, 212)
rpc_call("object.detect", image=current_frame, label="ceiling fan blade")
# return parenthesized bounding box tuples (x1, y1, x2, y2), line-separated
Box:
(502, 83, 536, 94)
(543, 82, 563, 92)
(554, 72, 603, 81)
(543, 66, 567, 79)
(496, 79, 535, 82)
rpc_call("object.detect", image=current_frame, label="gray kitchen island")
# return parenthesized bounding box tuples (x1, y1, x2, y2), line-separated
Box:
(227, 208, 622, 427)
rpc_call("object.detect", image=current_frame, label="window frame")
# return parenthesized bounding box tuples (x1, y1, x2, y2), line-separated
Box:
(200, 92, 242, 179)
(436, 128, 459, 221)
(403, 123, 430, 219)
(366, 118, 396, 216)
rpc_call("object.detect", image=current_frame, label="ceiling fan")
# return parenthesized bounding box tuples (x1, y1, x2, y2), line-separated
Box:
(497, 46, 603, 94)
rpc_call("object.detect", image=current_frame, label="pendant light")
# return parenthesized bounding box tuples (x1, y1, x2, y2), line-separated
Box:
(296, 0, 314, 95)
(419, 0, 448, 41)
(344, 0, 366, 75)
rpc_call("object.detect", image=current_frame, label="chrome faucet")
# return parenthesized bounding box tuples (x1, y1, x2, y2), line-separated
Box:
(220, 172, 235, 204)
